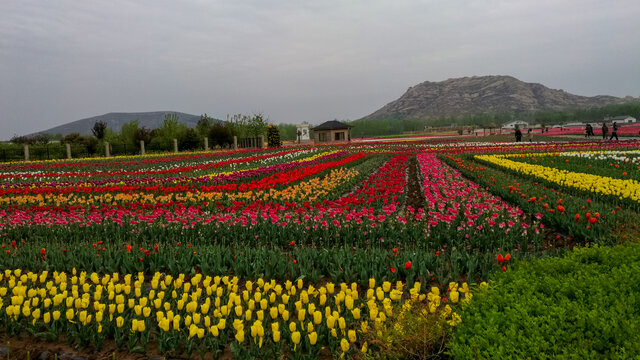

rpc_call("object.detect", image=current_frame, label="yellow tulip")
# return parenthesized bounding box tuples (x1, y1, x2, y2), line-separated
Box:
(66, 308, 74, 321)
(159, 318, 170, 332)
(450, 290, 459, 303)
(210, 325, 219, 337)
(352, 308, 361, 320)
(291, 331, 301, 350)
(235, 329, 245, 343)
(313, 310, 322, 325)
(188, 324, 198, 339)
(116, 316, 124, 328)
(348, 329, 357, 343)
(340, 338, 350, 353)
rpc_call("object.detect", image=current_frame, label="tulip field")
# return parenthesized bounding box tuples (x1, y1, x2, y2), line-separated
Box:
(0, 139, 639, 358)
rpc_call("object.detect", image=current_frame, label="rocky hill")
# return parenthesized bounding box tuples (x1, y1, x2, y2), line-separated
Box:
(35, 111, 221, 136)
(363, 75, 639, 119)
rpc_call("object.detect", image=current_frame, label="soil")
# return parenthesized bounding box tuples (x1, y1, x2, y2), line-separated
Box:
(404, 156, 426, 214)
(0, 334, 338, 360)
(0, 333, 238, 360)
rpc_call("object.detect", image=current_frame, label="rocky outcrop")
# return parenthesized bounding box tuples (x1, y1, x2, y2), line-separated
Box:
(363, 75, 639, 119)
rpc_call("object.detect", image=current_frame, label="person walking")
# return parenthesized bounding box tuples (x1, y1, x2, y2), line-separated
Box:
(601, 123, 608, 140)
(514, 127, 522, 142)
(527, 128, 533, 142)
(585, 124, 593, 138)
(609, 122, 619, 141)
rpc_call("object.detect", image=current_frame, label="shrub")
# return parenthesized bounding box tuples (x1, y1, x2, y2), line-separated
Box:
(448, 242, 640, 359)
(365, 283, 474, 359)
(267, 125, 282, 147)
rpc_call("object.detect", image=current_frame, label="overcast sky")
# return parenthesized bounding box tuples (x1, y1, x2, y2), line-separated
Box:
(2, 0, 639, 138)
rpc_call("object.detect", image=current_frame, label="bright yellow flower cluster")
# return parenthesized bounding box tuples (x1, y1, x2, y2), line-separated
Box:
(0, 269, 471, 358)
(477, 154, 640, 202)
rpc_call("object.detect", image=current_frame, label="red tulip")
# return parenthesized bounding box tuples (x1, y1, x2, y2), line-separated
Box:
(290, 241, 295, 246)
(575, 214, 580, 222)
(590, 217, 597, 224)
(390, 267, 396, 273)
(505, 253, 511, 261)
(502, 265, 506, 272)
(497, 254, 504, 263)
(435, 251, 440, 257)
(405, 261, 412, 270)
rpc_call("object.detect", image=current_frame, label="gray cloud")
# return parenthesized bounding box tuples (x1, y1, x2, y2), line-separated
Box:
(1, 0, 639, 138)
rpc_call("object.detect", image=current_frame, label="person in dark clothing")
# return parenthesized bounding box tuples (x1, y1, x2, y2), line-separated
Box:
(514, 127, 522, 142)
(585, 124, 593, 138)
(610, 122, 619, 140)
(601, 123, 608, 140)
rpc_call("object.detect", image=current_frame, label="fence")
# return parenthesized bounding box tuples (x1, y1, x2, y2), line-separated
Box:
(0, 136, 266, 162)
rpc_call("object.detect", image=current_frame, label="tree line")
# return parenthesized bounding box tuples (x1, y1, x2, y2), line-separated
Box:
(9, 113, 284, 154)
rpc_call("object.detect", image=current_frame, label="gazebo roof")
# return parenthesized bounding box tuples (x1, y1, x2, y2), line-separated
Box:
(312, 120, 352, 131)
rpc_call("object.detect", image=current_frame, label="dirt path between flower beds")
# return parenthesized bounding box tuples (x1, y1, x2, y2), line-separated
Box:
(404, 156, 425, 213)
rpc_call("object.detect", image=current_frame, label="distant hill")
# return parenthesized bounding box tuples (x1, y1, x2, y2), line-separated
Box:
(34, 111, 221, 136)
(362, 75, 640, 120)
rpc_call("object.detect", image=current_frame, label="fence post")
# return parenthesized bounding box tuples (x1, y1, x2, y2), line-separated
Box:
(24, 145, 29, 161)
(105, 142, 110, 157)
(66, 143, 72, 159)
(204, 137, 209, 151)
(233, 136, 238, 150)
(173, 139, 178, 153)
(140, 140, 145, 155)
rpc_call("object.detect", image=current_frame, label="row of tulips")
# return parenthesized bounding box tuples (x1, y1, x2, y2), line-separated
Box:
(444, 154, 639, 244)
(477, 152, 640, 206)
(505, 150, 640, 183)
(0, 269, 473, 358)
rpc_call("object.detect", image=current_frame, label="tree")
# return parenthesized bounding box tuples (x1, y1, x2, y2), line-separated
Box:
(267, 125, 282, 147)
(134, 127, 154, 149)
(196, 114, 214, 137)
(151, 113, 188, 150)
(10, 134, 50, 145)
(209, 122, 233, 148)
(247, 114, 268, 138)
(179, 128, 201, 151)
(277, 124, 297, 141)
(61, 133, 98, 154)
(61, 133, 83, 144)
(92, 121, 108, 140)
(119, 120, 140, 149)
